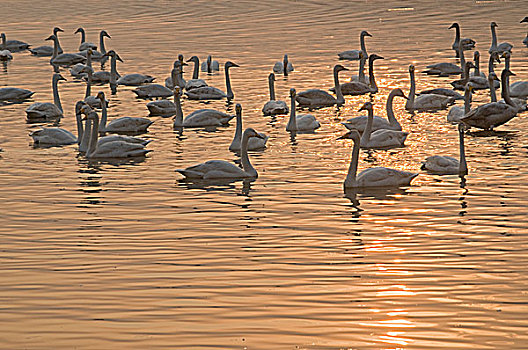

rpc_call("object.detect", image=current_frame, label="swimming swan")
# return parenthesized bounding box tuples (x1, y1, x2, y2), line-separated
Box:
(75, 28, 97, 51)
(229, 104, 268, 151)
(173, 87, 234, 127)
(449, 23, 475, 55)
(447, 83, 474, 123)
(25, 73, 66, 120)
(406, 65, 455, 111)
(338, 129, 418, 188)
(177, 128, 264, 180)
(97, 91, 153, 133)
(185, 56, 208, 90)
(489, 22, 513, 55)
(273, 54, 294, 76)
(0, 32, 30, 51)
(335, 54, 383, 95)
(422, 123, 468, 175)
(0, 87, 34, 102)
(296, 64, 348, 107)
(29, 27, 64, 56)
(287, 88, 320, 132)
(185, 61, 239, 100)
(358, 102, 408, 149)
(262, 73, 289, 115)
(200, 55, 220, 73)
(46, 34, 85, 66)
(77, 30, 111, 61)
(338, 30, 372, 60)
(146, 86, 179, 116)
(29, 101, 85, 146)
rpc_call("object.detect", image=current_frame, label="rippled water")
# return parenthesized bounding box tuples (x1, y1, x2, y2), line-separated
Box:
(2, 0, 528, 348)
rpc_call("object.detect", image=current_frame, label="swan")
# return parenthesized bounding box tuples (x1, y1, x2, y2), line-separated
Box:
(185, 56, 208, 90)
(29, 101, 85, 146)
(406, 65, 455, 111)
(77, 30, 111, 61)
(422, 123, 468, 175)
(470, 51, 486, 78)
(338, 129, 418, 188)
(465, 52, 500, 90)
(0, 87, 34, 102)
(117, 73, 155, 86)
(133, 83, 172, 98)
(78, 66, 105, 108)
(350, 51, 368, 84)
(173, 86, 234, 127)
(447, 83, 474, 123)
(358, 102, 408, 149)
(273, 54, 294, 76)
(200, 55, 220, 73)
(165, 61, 186, 90)
(185, 61, 239, 100)
(424, 41, 464, 76)
(504, 53, 528, 98)
(91, 50, 122, 84)
(70, 48, 93, 78)
(450, 62, 477, 90)
(177, 128, 264, 180)
(25, 73, 66, 120)
(0, 49, 12, 61)
(342, 88, 408, 133)
(418, 88, 463, 100)
(333, 54, 383, 95)
(74, 28, 97, 51)
(522, 17, 528, 46)
(449, 23, 476, 55)
(0, 32, 30, 51)
(262, 73, 289, 115)
(229, 104, 268, 151)
(46, 34, 85, 66)
(146, 86, 178, 116)
(338, 30, 372, 60)
(97, 91, 153, 133)
(296, 64, 348, 107)
(286, 88, 320, 132)
(80, 105, 151, 159)
(461, 69, 518, 130)
(29, 27, 64, 56)
(489, 22, 513, 55)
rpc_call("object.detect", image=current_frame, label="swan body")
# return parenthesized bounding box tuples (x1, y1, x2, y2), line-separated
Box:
(447, 84, 474, 123)
(333, 54, 383, 95)
(200, 55, 219, 73)
(25, 73, 66, 120)
(297, 64, 348, 107)
(358, 102, 408, 149)
(118, 73, 155, 86)
(46, 34, 85, 66)
(77, 30, 111, 60)
(185, 56, 208, 90)
(406, 65, 455, 111)
(422, 123, 468, 175)
(418, 88, 463, 100)
(185, 61, 239, 100)
(262, 73, 289, 115)
(0, 33, 30, 51)
(97, 92, 152, 133)
(146, 87, 179, 116)
(30, 127, 76, 145)
(342, 88, 407, 133)
(449, 23, 475, 54)
(172, 87, 234, 127)
(273, 54, 294, 75)
(424, 62, 462, 76)
(510, 81, 528, 98)
(489, 22, 513, 55)
(75, 28, 97, 51)
(286, 88, 320, 132)
(178, 128, 264, 179)
(338, 30, 372, 60)
(29, 27, 64, 56)
(338, 130, 418, 188)
(230, 104, 268, 151)
(0, 87, 34, 102)
(133, 84, 172, 98)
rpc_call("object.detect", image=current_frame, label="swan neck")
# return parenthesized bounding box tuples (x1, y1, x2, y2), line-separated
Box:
(192, 60, 199, 80)
(174, 92, 183, 126)
(241, 131, 257, 177)
(225, 66, 233, 99)
(464, 88, 472, 113)
(1, 34, 6, 50)
(52, 37, 58, 59)
(75, 109, 83, 143)
(110, 56, 117, 85)
(462, 64, 471, 83)
(475, 55, 480, 75)
(287, 95, 297, 131)
(79, 118, 92, 152)
(454, 25, 461, 44)
(406, 69, 415, 109)
(85, 70, 92, 98)
(368, 58, 378, 93)
(459, 127, 467, 175)
(334, 69, 344, 104)
(386, 90, 400, 128)
(345, 137, 360, 187)
(230, 113, 243, 150)
(99, 98, 107, 131)
(56, 33, 63, 53)
(361, 107, 374, 144)
(491, 25, 498, 48)
(283, 56, 288, 76)
(358, 56, 366, 83)
(489, 77, 497, 102)
(501, 72, 514, 106)
(99, 33, 106, 54)
(79, 29, 86, 44)
(86, 51, 92, 68)
(360, 33, 367, 55)
(488, 55, 495, 75)
(52, 77, 63, 113)
(88, 113, 99, 156)
(505, 57, 510, 86)
(269, 76, 276, 101)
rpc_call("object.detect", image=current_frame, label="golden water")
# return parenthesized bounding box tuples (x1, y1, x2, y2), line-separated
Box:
(1, 0, 528, 348)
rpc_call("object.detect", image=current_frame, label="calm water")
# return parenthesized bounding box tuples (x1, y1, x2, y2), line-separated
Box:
(1, 1, 528, 349)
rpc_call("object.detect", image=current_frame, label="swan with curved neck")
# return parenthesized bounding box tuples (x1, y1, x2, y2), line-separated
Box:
(185, 56, 208, 90)
(29, 102, 83, 146)
(489, 22, 513, 55)
(46, 34, 85, 66)
(273, 54, 294, 76)
(75, 27, 97, 51)
(230, 104, 268, 151)
(0, 32, 29, 52)
(96, 91, 153, 133)
(336, 54, 383, 95)
(422, 123, 468, 175)
(29, 27, 64, 56)
(338, 130, 418, 188)
(146, 86, 179, 116)
(296, 65, 348, 107)
(338, 30, 372, 60)
(25, 73, 66, 120)
(262, 73, 289, 115)
(358, 102, 408, 149)
(172, 87, 234, 127)
(450, 61, 477, 90)
(461, 69, 518, 130)
(185, 61, 239, 100)
(447, 84, 474, 123)
(342, 88, 407, 133)
(406, 65, 455, 111)
(287, 88, 320, 132)
(504, 52, 528, 98)
(449, 23, 475, 55)
(177, 128, 264, 180)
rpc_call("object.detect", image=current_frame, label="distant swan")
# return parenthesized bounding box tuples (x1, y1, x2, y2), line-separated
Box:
(29, 101, 85, 146)
(357, 102, 408, 149)
(69, 48, 93, 78)
(334, 54, 383, 95)
(97, 92, 153, 133)
(229, 104, 268, 151)
(338, 129, 418, 188)
(273, 54, 294, 76)
(287, 88, 320, 132)
(46, 34, 85, 66)
(406, 65, 455, 111)
(447, 83, 474, 123)
(185, 56, 208, 90)
(422, 123, 468, 175)
(296, 64, 348, 107)
(350, 51, 368, 84)
(177, 128, 264, 179)
(75, 27, 97, 51)
(133, 84, 172, 98)
(147, 86, 178, 116)
(489, 22, 513, 55)
(338, 30, 372, 60)
(25, 73, 66, 120)
(0, 32, 30, 51)
(185, 61, 239, 100)
(200, 55, 220, 73)
(0, 87, 34, 102)
(262, 73, 289, 115)
(449, 23, 475, 55)
(173, 87, 234, 127)
(29, 27, 64, 56)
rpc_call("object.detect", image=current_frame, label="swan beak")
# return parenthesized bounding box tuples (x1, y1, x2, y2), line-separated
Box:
(522, 17, 528, 23)
(182, 62, 188, 66)
(231, 63, 240, 68)
(117, 55, 124, 63)
(510, 71, 517, 76)
(365, 32, 372, 37)
(56, 28, 64, 32)
(402, 94, 409, 100)
(45, 35, 53, 41)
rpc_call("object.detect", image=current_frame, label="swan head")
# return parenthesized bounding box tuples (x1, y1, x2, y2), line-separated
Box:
(500, 51, 511, 60)
(283, 54, 288, 61)
(178, 54, 184, 63)
(488, 72, 498, 82)
(448, 23, 459, 30)
(465, 61, 475, 69)
(409, 64, 415, 73)
(74, 27, 84, 34)
(289, 88, 296, 98)
(86, 48, 93, 56)
(522, 16, 528, 23)
(100, 30, 111, 38)
(53, 73, 66, 82)
(269, 72, 275, 81)
(75, 100, 85, 112)
(333, 64, 349, 74)
(225, 61, 240, 69)
(491, 22, 498, 28)
(457, 123, 467, 133)
(1, 33, 5, 41)
(368, 53, 384, 62)
(45, 34, 57, 42)
(235, 103, 242, 116)
(243, 127, 265, 140)
(96, 91, 105, 102)
(173, 60, 188, 68)
(173, 86, 181, 96)
(186, 55, 199, 64)
(80, 104, 94, 117)
(53, 27, 64, 34)
(464, 83, 475, 93)
(207, 55, 212, 63)
(360, 30, 372, 37)
(104, 50, 123, 62)
(358, 101, 373, 112)
(473, 51, 480, 60)
(337, 130, 361, 142)
(393, 88, 408, 100)
(501, 69, 516, 80)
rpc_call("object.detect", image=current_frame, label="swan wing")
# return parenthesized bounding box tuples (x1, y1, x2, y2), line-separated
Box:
(119, 74, 155, 86)
(30, 127, 76, 145)
(338, 50, 361, 60)
(26, 102, 62, 119)
(106, 117, 153, 132)
(0, 87, 34, 101)
(423, 155, 459, 174)
(357, 167, 418, 187)
(133, 84, 172, 98)
(90, 140, 148, 158)
(178, 160, 246, 179)
(510, 81, 528, 98)
(462, 102, 517, 129)
(184, 86, 226, 100)
(185, 79, 208, 91)
(296, 114, 320, 131)
(262, 100, 289, 115)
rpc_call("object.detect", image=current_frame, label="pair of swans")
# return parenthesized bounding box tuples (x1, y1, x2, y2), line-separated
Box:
(177, 128, 264, 180)
(422, 123, 468, 175)
(172, 87, 234, 127)
(230, 104, 268, 151)
(342, 88, 407, 133)
(406, 65, 455, 111)
(262, 73, 289, 115)
(287, 88, 320, 132)
(273, 54, 294, 76)
(355, 102, 408, 149)
(338, 130, 418, 188)
(25, 73, 65, 120)
(489, 22, 513, 56)
(46, 34, 85, 66)
(338, 30, 372, 60)
(29, 27, 64, 56)
(185, 61, 239, 100)
(296, 64, 347, 107)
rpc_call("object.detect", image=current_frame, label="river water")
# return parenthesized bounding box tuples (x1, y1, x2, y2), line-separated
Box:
(1, 0, 528, 349)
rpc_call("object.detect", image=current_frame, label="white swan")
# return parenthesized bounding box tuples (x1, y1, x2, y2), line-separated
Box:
(466, 52, 499, 90)
(70, 48, 93, 78)
(185, 56, 208, 90)
(489, 22, 513, 55)
(449, 23, 475, 54)
(262, 73, 289, 115)
(75, 28, 97, 51)
(286, 88, 320, 132)
(165, 61, 187, 90)
(185, 61, 239, 100)
(461, 69, 518, 130)
(338, 30, 372, 60)
(273, 54, 294, 76)
(77, 30, 111, 61)
(91, 50, 122, 84)
(350, 51, 368, 84)
(146, 87, 178, 116)
(177, 128, 264, 179)
(200, 55, 220, 73)
(46, 34, 85, 66)
(470, 51, 486, 78)
(358, 102, 408, 149)
(29, 101, 85, 146)
(29, 27, 64, 56)
(418, 88, 463, 100)
(0, 87, 34, 102)
(80, 105, 151, 159)
(229, 104, 268, 151)
(25, 73, 66, 120)
(450, 61, 476, 90)
(0, 32, 30, 51)
(505, 53, 528, 98)
(296, 64, 348, 107)
(118, 73, 155, 86)
(342, 88, 407, 133)
(447, 83, 474, 123)
(422, 123, 468, 175)
(406, 65, 455, 111)
(173, 87, 234, 127)
(335, 54, 383, 95)
(338, 130, 418, 188)
(96, 92, 153, 133)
